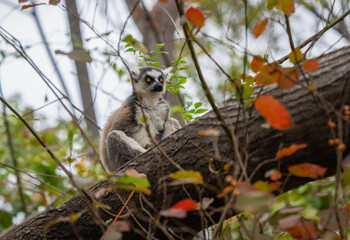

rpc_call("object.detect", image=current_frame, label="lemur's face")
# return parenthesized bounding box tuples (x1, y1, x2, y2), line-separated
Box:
(132, 67, 170, 95)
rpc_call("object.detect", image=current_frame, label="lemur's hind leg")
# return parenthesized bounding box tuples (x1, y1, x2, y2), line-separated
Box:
(106, 130, 146, 171)
(163, 118, 181, 139)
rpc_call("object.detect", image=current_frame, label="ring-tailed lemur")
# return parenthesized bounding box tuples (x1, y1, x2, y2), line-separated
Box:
(100, 67, 181, 173)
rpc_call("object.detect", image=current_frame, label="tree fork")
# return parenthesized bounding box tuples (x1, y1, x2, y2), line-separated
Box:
(2, 46, 350, 239)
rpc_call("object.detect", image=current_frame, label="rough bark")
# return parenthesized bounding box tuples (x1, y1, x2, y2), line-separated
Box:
(3, 46, 350, 239)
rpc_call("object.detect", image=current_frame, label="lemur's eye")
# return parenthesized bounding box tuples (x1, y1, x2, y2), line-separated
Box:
(159, 78, 163, 83)
(146, 78, 151, 82)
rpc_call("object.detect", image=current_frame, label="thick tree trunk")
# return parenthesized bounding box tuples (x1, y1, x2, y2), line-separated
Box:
(66, 0, 99, 138)
(3, 46, 350, 239)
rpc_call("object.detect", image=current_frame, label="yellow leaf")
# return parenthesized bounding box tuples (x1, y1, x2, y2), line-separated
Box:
(288, 48, 302, 64)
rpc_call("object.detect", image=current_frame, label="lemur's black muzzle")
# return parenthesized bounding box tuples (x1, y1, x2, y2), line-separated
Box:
(151, 82, 163, 92)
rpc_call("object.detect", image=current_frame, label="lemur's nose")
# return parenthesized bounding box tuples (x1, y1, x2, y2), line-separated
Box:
(152, 82, 163, 92)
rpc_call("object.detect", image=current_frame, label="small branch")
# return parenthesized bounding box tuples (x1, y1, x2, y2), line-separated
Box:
(174, 0, 249, 181)
(0, 161, 71, 199)
(277, 8, 350, 63)
(0, 96, 106, 232)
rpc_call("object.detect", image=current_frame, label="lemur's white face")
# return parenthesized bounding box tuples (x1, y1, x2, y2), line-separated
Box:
(132, 67, 171, 96)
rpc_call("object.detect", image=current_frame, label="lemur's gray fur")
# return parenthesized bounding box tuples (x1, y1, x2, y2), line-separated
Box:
(100, 67, 181, 173)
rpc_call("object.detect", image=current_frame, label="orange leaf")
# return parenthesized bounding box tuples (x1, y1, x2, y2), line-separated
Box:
(251, 55, 264, 73)
(21, 3, 45, 10)
(277, 0, 295, 15)
(288, 48, 302, 64)
(198, 128, 220, 137)
(276, 144, 307, 158)
(344, 203, 350, 214)
(217, 186, 234, 198)
(253, 19, 268, 38)
(172, 199, 198, 211)
(265, 169, 282, 181)
(288, 163, 327, 179)
(278, 67, 298, 90)
(256, 65, 279, 85)
(303, 58, 320, 72)
(254, 95, 293, 130)
(185, 6, 206, 27)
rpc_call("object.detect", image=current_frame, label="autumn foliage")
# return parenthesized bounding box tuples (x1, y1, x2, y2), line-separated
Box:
(254, 95, 293, 130)
(2, 0, 350, 239)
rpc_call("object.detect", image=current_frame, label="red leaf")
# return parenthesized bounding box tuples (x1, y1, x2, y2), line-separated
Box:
(254, 95, 293, 130)
(49, 0, 60, 5)
(251, 55, 264, 73)
(185, 6, 206, 27)
(286, 220, 320, 240)
(172, 199, 198, 211)
(276, 144, 307, 158)
(253, 19, 268, 38)
(288, 163, 327, 179)
(303, 58, 320, 72)
(159, 0, 169, 3)
(18, 0, 29, 2)
(21, 3, 45, 10)
(160, 199, 198, 218)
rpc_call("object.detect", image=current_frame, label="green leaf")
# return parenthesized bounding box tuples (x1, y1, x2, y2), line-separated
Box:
(106, 218, 113, 224)
(194, 102, 202, 109)
(242, 84, 254, 99)
(117, 69, 124, 78)
(115, 176, 150, 187)
(343, 168, 350, 185)
(0, 210, 12, 231)
(140, 115, 148, 123)
(156, 43, 165, 49)
(122, 34, 148, 54)
(169, 170, 203, 184)
(267, 0, 278, 10)
(125, 48, 135, 53)
(195, 109, 208, 114)
(116, 185, 151, 195)
(178, 77, 187, 84)
(183, 113, 193, 120)
(244, 99, 255, 109)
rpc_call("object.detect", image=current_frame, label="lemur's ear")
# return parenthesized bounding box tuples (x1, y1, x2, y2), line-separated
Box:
(162, 67, 172, 80)
(131, 69, 140, 81)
